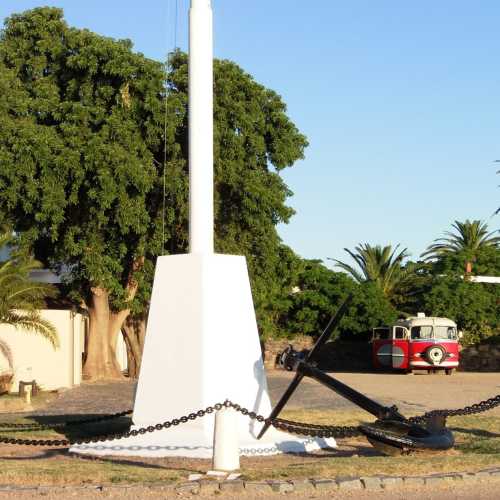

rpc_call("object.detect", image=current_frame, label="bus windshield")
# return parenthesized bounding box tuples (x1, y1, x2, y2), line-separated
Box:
(410, 326, 432, 339)
(434, 326, 458, 340)
(411, 325, 457, 340)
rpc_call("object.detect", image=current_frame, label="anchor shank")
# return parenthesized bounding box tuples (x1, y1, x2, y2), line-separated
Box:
(297, 362, 406, 421)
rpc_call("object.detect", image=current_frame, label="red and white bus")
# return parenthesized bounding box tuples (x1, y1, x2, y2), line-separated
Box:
(372, 314, 461, 375)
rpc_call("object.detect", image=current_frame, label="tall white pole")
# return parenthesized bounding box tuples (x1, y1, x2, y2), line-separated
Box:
(189, 0, 213, 254)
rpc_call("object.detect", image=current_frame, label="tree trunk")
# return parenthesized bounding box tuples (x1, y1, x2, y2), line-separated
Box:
(121, 316, 146, 378)
(82, 257, 144, 381)
(122, 333, 137, 378)
(465, 261, 473, 275)
(83, 287, 124, 380)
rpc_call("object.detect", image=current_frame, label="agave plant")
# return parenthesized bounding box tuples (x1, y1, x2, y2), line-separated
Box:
(421, 220, 500, 272)
(330, 244, 418, 301)
(0, 233, 59, 348)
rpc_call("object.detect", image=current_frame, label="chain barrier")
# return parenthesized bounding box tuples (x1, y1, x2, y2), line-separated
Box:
(0, 393, 498, 447)
(0, 403, 224, 447)
(408, 393, 500, 425)
(0, 410, 133, 430)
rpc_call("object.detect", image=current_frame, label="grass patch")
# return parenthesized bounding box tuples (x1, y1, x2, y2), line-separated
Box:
(0, 409, 497, 486)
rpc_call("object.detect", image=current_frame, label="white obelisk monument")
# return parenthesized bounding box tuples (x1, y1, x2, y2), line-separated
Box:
(72, 0, 335, 458)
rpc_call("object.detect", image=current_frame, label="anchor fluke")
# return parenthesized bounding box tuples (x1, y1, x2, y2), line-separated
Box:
(359, 418, 454, 456)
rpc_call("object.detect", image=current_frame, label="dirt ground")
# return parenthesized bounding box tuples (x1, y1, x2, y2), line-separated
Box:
(268, 370, 500, 416)
(0, 370, 498, 498)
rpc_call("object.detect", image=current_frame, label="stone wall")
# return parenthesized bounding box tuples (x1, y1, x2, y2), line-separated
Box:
(264, 338, 500, 372)
(263, 338, 372, 371)
(262, 337, 313, 369)
(460, 344, 500, 372)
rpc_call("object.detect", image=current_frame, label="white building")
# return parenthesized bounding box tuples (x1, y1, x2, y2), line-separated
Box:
(0, 308, 128, 393)
(0, 309, 85, 392)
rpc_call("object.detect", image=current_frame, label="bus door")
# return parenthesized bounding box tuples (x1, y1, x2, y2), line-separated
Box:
(391, 326, 409, 369)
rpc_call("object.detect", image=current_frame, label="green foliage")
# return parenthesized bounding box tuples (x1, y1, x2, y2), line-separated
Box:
(422, 220, 500, 272)
(0, 233, 58, 348)
(330, 244, 422, 312)
(422, 277, 499, 345)
(0, 7, 166, 311)
(0, 9, 308, 338)
(167, 52, 308, 337)
(285, 260, 397, 340)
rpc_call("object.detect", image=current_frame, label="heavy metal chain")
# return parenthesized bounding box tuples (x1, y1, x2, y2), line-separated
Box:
(0, 393, 498, 447)
(0, 401, 360, 447)
(0, 403, 221, 447)
(226, 402, 361, 438)
(408, 393, 500, 425)
(0, 410, 132, 430)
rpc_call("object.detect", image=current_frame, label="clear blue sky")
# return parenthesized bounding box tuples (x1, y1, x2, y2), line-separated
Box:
(1, 1, 499, 266)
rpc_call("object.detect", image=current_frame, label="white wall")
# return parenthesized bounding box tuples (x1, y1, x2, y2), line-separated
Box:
(469, 276, 500, 284)
(0, 310, 85, 392)
(116, 333, 128, 372)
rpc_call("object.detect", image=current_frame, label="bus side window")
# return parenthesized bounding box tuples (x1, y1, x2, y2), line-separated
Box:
(411, 327, 420, 339)
(373, 328, 390, 340)
(394, 327, 406, 340)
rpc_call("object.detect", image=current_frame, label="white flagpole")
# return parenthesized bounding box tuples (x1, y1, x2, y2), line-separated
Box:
(189, 0, 213, 254)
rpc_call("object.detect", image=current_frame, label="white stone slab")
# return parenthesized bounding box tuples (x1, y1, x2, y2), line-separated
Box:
(71, 254, 336, 457)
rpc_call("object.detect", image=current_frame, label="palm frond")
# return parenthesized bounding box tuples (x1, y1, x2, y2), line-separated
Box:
(2, 312, 59, 349)
(0, 231, 59, 349)
(328, 258, 364, 283)
(422, 219, 499, 261)
(331, 243, 415, 300)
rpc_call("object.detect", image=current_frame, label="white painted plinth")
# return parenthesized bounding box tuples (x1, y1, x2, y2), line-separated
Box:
(71, 254, 336, 458)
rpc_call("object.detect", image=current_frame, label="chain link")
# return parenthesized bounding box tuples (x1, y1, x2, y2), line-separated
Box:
(0, 393, 498, 447)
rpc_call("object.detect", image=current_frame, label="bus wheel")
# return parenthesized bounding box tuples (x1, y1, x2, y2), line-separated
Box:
(445, 369, 455, 376)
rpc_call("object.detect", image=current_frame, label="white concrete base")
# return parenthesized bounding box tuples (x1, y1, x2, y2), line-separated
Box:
(71, 424, 336, 458)
(71, 254, 336, 458)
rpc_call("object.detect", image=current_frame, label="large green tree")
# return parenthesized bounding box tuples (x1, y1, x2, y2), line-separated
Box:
(0, 9, 307, 379)
(0, 8, 166, 379)
(167, 51, 308, 339)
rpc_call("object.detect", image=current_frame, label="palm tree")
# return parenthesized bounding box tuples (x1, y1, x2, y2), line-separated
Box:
(0, 233, 59, 348)
(421, 220, 500, 273)
(329, 244, 418, 301)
